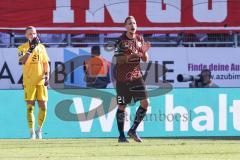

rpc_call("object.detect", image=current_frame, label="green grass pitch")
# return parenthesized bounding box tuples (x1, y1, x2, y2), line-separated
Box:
(0, 139, 240, 160)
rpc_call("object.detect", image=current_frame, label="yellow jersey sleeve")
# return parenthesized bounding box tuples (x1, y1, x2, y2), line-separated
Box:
(17, 45, 24, 62)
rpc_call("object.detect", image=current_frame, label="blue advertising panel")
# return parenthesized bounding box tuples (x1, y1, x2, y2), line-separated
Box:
(0, 88, 240, 138)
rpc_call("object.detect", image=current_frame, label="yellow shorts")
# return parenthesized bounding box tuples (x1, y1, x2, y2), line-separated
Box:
(24, 85, 48, 101)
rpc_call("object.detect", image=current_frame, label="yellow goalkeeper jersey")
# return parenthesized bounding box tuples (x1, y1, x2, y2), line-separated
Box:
(18, 42, 49, 85)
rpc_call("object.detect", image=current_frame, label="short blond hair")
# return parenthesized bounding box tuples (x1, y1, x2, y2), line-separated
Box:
(25, 26, 36, 32)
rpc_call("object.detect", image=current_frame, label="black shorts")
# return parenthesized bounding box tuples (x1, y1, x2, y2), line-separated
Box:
(116, 78, 148, 105)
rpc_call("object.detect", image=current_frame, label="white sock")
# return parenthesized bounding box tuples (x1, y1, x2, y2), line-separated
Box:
(30, 128, 35, 134)
(37, 127, 42, 132)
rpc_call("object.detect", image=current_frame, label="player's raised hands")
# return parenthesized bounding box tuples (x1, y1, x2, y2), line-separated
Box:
(141, 41, 151, 53)
(32, 37, 40, 46)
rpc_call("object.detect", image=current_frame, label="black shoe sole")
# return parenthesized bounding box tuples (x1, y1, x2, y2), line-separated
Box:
(118, 139, 129, 143)
(118, 140, 129, 143)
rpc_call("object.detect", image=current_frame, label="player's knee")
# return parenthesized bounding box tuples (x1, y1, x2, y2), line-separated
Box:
(118, 105, 126, 111)
(140, 99, 149, 109)
(26, 101, 35, 106)
(38, 101, 47, 110)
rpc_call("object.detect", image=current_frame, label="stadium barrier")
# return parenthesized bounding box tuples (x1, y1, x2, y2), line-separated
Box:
(0, 33, 238, 48)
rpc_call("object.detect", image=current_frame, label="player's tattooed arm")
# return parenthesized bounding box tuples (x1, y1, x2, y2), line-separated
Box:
(19, 45, 36, 64)
(18, 47, 33, 65)
(19, 52, 31, 64)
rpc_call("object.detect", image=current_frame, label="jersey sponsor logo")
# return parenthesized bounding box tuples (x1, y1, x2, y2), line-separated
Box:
(137, 41, 142, 47)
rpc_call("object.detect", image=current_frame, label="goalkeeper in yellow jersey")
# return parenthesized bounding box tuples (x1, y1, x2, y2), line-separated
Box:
(18, 26, 50, 139)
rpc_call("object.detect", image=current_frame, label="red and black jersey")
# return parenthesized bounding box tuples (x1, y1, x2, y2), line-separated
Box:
(114, 32, 145, 82)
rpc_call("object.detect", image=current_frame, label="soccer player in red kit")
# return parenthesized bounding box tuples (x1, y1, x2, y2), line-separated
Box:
(114, 16, 151, 143)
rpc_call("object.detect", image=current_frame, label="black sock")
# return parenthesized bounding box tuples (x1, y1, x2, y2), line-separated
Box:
(130, 106, 147, 132)
(116, 109, 125, 137)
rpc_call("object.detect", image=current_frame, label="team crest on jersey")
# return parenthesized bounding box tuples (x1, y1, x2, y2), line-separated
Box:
(18, 51, 23, 57)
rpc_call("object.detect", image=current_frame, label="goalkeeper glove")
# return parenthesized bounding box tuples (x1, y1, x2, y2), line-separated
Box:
(44, 73, 49, 86)
(27, 37, 40, 55)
